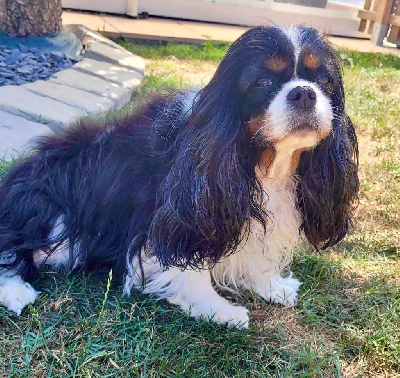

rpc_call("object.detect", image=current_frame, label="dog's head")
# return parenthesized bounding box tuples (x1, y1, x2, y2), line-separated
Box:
(229, 26, 337, 150)
(150, 26, 359, 268)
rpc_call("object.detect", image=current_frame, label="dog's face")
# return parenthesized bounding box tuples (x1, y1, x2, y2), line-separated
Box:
(226, 26, 341, 152)
(152, 25, 358, 269)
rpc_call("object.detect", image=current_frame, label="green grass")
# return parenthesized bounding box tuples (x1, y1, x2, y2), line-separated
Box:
(117, 40, 230, 62)
(0, 42, 400, 376)
(135, 73, 192, 101)
(0, 158, 12, 176)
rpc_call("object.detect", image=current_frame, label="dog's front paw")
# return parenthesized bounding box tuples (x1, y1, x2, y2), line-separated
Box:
(205, 303, 250, 329)
(0, 277, 40, 315)
(258, 273, 301, 307)
(170, 295, 250, 329)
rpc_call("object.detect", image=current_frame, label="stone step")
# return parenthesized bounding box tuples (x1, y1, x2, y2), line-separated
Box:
(0, 86, 83, 130)
(0, 23, 146, 159)
(85, 40, 145, 75)
(24, 80, 116, 116)
(50, 69, 132, 109)
(0, 109, 51, 160)
(73, 57, 143, 89)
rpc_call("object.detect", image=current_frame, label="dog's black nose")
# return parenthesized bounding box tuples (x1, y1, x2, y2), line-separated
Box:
(287, 86, 317, 110)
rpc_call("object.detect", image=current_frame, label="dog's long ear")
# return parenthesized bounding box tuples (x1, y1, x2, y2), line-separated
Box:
(297, 62, 359, 249)
(147, 38, 266, 269)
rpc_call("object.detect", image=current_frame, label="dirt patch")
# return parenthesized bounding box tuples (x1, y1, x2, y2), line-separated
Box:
(145, 58, 218, 87)
(250, 299, 339, 349)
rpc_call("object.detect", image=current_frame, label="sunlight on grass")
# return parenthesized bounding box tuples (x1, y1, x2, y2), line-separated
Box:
(0, 43, 399, 376)
(117, 40, 230, 62)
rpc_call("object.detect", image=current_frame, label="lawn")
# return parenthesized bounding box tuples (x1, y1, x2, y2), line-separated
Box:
(0, 40, 399, 377)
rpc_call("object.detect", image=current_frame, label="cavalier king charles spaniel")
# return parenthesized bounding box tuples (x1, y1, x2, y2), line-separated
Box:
(0, 25, 358, 328)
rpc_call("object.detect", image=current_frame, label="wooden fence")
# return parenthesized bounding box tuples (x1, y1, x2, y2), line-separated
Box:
(358, 0, 400, 46)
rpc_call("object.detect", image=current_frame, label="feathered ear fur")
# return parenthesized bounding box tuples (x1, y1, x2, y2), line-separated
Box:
(147, 34, 267, 269)
(297, 52, 359, 249)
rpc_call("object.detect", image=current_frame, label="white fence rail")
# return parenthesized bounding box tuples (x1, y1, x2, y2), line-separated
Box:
(62, 0, 138, 16)
(62, 0, 368, 38)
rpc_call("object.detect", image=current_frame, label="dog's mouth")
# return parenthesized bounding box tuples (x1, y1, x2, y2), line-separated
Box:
(274, 114, 332, 152)
(287, 112, 332, 142)
(248, 110, 332, 150)
(291, 121, 317, 131)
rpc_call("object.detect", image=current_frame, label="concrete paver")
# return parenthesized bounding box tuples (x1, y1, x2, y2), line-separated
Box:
(103, 16, 206, 43)
(62, 12, 120, 37)
(0, 110, 51, 159)
(73, 58, 143, 88)
(179, 21, 246, 42)
(328, 36, 400, 55)
(0, 86, 83, 129)
(0, 24, 145, 159)
(50, 69, 132, 108)
(85, 40, 145, 74)
(24, 80, 116, 115)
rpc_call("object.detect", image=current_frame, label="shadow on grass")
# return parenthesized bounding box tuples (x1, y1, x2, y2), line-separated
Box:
(293, 248, 400, 374)
(1, 245, 399, 376)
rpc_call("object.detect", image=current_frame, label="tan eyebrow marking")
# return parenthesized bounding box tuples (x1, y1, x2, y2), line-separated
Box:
(264, 57, 287, 72)
(303, 53, 321, 70)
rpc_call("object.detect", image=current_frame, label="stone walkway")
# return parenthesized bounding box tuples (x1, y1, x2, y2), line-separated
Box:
(0, 25, 144, 160)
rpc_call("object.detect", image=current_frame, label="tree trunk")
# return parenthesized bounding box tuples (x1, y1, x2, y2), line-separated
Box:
(0, 0, 62, 37)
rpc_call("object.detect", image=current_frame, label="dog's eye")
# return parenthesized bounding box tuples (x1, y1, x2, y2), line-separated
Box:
(317, 74, 329, 84)
(256, 77, 273, 87)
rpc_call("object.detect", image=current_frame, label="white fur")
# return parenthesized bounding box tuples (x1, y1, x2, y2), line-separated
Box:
(0, 242, 40, 316)
(285, 26, 324, 77)
(0, 269, 40, 315)
(212, 139, 306, 307)
(286, 25, 301, 71)
(266, 78, 333, 140)
(0, 216, 80, 315)
(33, 216, 80, 270)
(124, 256, 249, 328)
(124, 136, 321, 327)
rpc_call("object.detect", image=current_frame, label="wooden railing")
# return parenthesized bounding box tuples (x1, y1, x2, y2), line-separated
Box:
(358, 0, 400, 45)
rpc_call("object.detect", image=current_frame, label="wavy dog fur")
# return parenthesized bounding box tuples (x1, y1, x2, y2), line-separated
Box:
(0, 25, 358, 326)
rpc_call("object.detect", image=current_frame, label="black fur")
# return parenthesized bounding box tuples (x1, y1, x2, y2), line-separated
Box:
(0, 26, 358, 282)
(295, 27, 359, 249)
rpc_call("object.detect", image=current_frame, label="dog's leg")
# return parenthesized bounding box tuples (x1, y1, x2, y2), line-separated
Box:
(0, 216, 69, 315)
(0, 268, 40, 315)
(250, 270, 301, 307)
(212, 247, 301, 307)
(124, 256, 249, 328)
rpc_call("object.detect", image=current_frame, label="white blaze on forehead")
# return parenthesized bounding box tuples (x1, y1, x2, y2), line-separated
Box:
(284, 26, 326, 75)
(286, 26, 301, 57)
(285, 26, 301, 74)
(266, 78, 333, 140)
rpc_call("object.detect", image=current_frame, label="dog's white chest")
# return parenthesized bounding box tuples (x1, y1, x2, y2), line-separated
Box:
(241, 181, 302, 267)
